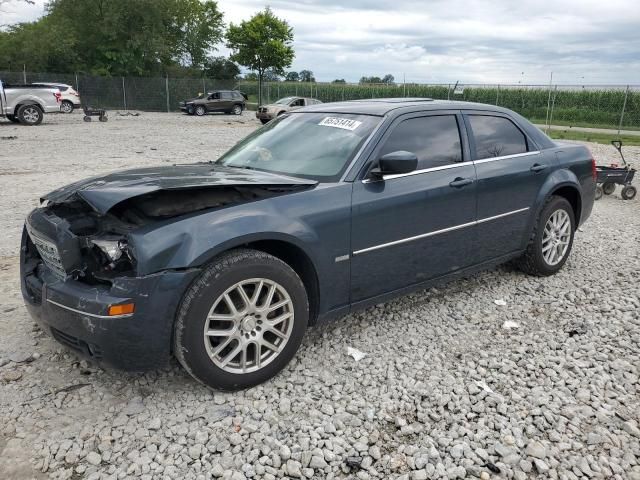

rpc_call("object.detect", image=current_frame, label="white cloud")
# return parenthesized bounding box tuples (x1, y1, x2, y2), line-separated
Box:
(3, 0, 640, 84)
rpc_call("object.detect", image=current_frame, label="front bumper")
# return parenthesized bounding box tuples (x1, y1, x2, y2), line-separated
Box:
(20, 228, 200, 371)
(255, 111, 274, 120)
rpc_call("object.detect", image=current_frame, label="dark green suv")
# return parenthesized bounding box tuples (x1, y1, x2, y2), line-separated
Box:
(179, 90, 246, 116)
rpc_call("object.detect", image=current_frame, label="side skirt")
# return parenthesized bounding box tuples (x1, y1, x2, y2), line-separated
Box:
(314, 250, 522, 325)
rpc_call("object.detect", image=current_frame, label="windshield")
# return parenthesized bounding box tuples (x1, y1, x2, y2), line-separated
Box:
(274, 97, 296, 105)
(216, 113, 380, 182)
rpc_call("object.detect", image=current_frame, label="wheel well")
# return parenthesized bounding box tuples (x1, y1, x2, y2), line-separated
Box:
(552, 185, 581, 222)
(245, 240, 320, 325)
(14, 102, 43, 116)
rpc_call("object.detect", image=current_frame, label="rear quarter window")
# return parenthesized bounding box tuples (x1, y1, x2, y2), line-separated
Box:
(468, 115, 528, 159)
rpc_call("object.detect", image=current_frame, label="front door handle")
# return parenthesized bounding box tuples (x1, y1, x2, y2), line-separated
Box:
(449, 177, 474, 188)
(530, 163, 548, 173)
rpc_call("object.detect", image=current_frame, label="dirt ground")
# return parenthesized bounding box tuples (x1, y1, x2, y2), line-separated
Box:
(0, 111, 638, 480)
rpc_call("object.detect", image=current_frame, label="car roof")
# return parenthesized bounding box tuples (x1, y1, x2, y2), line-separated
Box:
(298, 98, 515, 116)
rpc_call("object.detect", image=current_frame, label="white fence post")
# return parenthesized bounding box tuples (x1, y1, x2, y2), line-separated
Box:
(122, 77, 127, 111)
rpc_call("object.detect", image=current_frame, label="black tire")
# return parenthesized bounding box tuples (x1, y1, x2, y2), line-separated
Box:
(602, 182, 616, 195)
(6, 114, 20, 123)
(60, 100, 74, 114)
(595, 185, 603, 200)
(621, 185, 637, 200)
(260, 119, 270, 125)
(83, 116, 92, 122)
(517, 195, 575, 276)
(232, 104, 243, 115)
(194, 105, 206, 116)
(174, 249, 309, 391)
(17, 104, 43, 125)
(186, 105, 195, 115)
(99, 115, 108, 122)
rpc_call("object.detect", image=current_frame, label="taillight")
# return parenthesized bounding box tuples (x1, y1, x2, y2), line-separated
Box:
(591, 158, 597, 181)
(54, 92, 61, 103)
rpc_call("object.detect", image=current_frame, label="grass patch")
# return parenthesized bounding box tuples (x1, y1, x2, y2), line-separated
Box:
(547, 129, 640, 146)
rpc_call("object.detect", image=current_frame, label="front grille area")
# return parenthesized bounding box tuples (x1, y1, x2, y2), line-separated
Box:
(27, 227, 66, 279)
(259, 107, 267, 113)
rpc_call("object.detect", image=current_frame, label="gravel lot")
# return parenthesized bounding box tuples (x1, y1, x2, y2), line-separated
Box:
(0, 112, 639, 480)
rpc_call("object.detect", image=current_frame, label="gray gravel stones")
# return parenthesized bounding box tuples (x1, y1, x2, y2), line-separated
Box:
(1, 117, 640, 479)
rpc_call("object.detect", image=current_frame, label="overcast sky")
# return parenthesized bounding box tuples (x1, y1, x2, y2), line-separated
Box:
(2, 0, 639, 84)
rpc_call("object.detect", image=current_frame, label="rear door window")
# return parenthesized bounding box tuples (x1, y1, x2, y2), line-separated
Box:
(468, 115, 528, 159)
(221, 92, 233, 100)
(379, 115, 463, 170)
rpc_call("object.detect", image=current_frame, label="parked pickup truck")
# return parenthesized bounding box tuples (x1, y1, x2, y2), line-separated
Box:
(21, 99, 595, 390)
(0, 80, 61, 125)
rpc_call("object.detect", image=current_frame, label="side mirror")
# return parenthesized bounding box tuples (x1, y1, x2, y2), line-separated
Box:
(371, 151, 418, 178)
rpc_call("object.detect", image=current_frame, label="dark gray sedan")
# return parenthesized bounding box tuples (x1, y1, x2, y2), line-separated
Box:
(21, 98, 595, 390)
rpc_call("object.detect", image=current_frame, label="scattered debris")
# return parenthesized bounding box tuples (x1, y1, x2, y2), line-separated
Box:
(502, 320, 520, 329)
(54, 383, 91, 395)
(345, 456, 362, 469)
(347, 346, 367, 361)
(484, 462, 501, 474)
(494, 299, 507, 306)
(1, 136, 17, 140)
(475, 381, 495, 394)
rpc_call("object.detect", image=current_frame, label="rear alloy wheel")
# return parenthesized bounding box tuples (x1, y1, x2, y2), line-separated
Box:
(232, 104, 243, 115)
(194, 105, 206, 116)
(17, 104, 43, 125)
(174, 249, 308, 390)
(517, 196, 575, 276)
(60, 100, 74, 114)
(621, 185, 637, 200)
(602, 182, 616, 195)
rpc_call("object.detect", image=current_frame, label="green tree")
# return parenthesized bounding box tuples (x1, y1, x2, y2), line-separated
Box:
(360, 76, 382, 84)
(204, 56, 240, 80)
(285, 71, 299, 82)
(382, 74, 395, 84)
(299, 70, 315, 82)
(332, 79, 346, 84)
(226, 7, 294, 105)
(0, 0, 225, 75)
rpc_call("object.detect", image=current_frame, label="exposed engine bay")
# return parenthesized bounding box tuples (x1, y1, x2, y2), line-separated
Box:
(25, 184, 312, 286)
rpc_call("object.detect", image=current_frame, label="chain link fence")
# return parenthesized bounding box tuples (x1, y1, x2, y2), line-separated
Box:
(238, 81, 640, 131)
(2, 71, 638, 131)
(0, 71, 236, 112)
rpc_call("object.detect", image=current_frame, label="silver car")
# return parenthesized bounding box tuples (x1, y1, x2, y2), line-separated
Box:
(256, 96, 322, 124)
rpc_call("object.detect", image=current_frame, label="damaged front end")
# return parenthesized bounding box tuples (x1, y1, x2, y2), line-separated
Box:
(20, 165, 317, 370)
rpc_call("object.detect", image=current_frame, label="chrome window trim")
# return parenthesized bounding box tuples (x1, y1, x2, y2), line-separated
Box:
(352, 207, 529, 256)
(47, 298, 134, 319)
(473, 150, 540, 164)
(361, 150, 541, 183)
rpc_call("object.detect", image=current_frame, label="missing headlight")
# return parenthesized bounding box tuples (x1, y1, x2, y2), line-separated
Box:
(91, 238, 127, 262)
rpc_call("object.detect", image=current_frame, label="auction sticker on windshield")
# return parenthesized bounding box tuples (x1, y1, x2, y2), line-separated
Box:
(318, 117, 362, 131)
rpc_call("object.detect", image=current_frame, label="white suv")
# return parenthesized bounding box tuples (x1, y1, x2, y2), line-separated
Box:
(32, 83, 81, 113)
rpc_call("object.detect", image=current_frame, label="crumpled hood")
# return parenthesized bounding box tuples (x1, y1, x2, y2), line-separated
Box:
(42, 164, 317, 214)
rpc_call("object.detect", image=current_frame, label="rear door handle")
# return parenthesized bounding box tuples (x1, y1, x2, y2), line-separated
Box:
(449, 177, 474, 188)
(530, 163, 548, 173)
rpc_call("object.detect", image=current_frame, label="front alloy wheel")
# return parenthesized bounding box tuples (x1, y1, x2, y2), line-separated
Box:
(204, 278, 294, 373)
(195, 105, 206, 116)
(174, 249, 308, 390)
(232, 104, 243, 115)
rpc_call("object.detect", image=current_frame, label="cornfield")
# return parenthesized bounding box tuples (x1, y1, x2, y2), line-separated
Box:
(238, 81, 640, 130)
